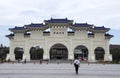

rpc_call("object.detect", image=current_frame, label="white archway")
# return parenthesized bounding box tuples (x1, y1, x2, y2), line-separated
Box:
(49, 43, 68, 60)
(94, 47, 105, 60)
(14, 47, 24, 60)
(29, 45, 44, 60)
(74, 45, 89, 61)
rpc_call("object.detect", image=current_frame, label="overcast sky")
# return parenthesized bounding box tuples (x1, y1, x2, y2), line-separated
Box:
(0, 0, 120, 46)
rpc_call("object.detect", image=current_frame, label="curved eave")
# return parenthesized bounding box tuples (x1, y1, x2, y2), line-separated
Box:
(45, 22, 73, 26)
(90, 28, 110, 33)
(105, 34, 114, 39)
(6, 35, 14, 39)
(6, 35, 13, 37)
(69, 26, 92, 31)
(9, 29, 28, 33)
(27, 26, 49, 31)
(45, 21, 73, 24)
(44, 19, 73, 25)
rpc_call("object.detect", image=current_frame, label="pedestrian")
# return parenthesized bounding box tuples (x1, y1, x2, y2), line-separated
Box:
(73, 57, 80, 74)
(18, 59, 20, 63)
(40, 59, 42, 64)
(24, 59, 26, 64)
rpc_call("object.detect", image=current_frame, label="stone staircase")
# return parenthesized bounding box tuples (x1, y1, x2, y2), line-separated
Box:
(13, 60, 99, 64)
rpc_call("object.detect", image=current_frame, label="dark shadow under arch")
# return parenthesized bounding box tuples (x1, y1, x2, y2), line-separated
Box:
(74, 45, 88, 61)
(30, 46, 44, 60)
(50, 43, 68, 60)
(14, 47, 24, 60)
(94, 47, 105, 60)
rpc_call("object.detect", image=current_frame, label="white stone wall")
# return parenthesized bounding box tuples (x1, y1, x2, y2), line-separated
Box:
(7, 26, 112, 62)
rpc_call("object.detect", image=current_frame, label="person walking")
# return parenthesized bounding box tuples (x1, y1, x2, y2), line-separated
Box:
(74, 58, 80, 74)
(24, 59, 26, 64)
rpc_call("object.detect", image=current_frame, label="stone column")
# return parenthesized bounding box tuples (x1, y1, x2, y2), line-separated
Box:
(43, 38, 50, 60)
(68, 39, 74, 60)
(88, 41, 95, 62)
(43, 49, 49, 60)
(6, 42, 15, 61)
(104, 42, 112, 61)
(22, 45, 30, 61)
(88, 50, 95, 62)
(68, 48, 74, 60)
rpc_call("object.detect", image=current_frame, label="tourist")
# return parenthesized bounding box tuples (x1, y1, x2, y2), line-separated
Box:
(73, 57, 80, 74)
(24, 59, 26, 64)
(18, 59, 20, 63)
(40, 59, 42, 64)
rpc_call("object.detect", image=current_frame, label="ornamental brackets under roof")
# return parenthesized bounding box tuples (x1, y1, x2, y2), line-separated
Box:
(8, 18, 111, 33)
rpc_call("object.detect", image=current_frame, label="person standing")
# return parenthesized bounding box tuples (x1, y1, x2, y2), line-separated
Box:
(24, 59, 26, 64)
(74, 58, 80, 74)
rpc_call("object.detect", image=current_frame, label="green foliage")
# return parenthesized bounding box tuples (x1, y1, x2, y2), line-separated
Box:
(0, 45, 9, 60)
(110, 48, 120, 64)
(14, 51, 23, 60)
(30, 47, 44, 60)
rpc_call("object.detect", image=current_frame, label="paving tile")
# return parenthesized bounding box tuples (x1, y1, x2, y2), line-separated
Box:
(0, 63, 120, 78)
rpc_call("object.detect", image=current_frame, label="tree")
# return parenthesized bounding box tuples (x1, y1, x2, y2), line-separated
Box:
(14, 48, 23, 60)
(0, 44, 9, 62)
(110, 48, 120, 63)
(30, 47, 43, 60)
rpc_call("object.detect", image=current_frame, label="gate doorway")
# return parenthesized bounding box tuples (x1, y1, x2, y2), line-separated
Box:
(94, 47, 105, 60)
(50, 44, 68, 60)
(74, 45, 88, 61)
(14, 47, 24, 60)
(30, 46, 44, 60)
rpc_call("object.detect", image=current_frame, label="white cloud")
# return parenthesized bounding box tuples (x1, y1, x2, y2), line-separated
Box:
(0, 0, 120, 45)
(0, 0, 120, 29)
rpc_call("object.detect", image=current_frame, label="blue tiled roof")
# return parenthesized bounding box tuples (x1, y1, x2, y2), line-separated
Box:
(73, 23, 93, 27)
(43, 31, 50, 33)
(24, 33, 31, 35)
(68, 31, 75, 33)
(105, 33, 113, 36)
(6, 33, 14, 36)
(25, 23, 44, 27)
(88, 33, 94, 35)
(93, 26, 109, 30)
(9, 26, 25, 30)
(44, 18, 73, 23)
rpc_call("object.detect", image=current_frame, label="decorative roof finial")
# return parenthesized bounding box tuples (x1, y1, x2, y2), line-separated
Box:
(51, 17, 53, 20)
(65, 17, 67, 20)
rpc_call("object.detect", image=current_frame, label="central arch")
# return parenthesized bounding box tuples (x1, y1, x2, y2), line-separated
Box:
(74, 45, 88, 61)
(49, 43, 68, 60)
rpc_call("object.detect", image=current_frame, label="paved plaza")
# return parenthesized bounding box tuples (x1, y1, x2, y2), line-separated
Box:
(0, 62, 120, 78)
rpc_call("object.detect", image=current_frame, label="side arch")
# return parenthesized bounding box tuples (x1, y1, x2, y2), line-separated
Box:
(94, 47, 105, 60)
(14, 47, 24, 60)
(29, 45, 44, 60)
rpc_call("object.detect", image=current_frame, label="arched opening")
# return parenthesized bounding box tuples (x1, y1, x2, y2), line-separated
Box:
(14, 47, 24, 60)
(94, 47, 105, 60)
(30, 46, 44, 60)
(74, 45, 88, 61)
(50, 44, 68, 60)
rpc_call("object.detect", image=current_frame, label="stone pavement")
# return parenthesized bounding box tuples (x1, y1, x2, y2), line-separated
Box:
(0, 63, 120, 78)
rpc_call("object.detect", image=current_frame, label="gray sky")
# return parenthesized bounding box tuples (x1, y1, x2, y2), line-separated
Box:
(0, 0, 120, 46)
